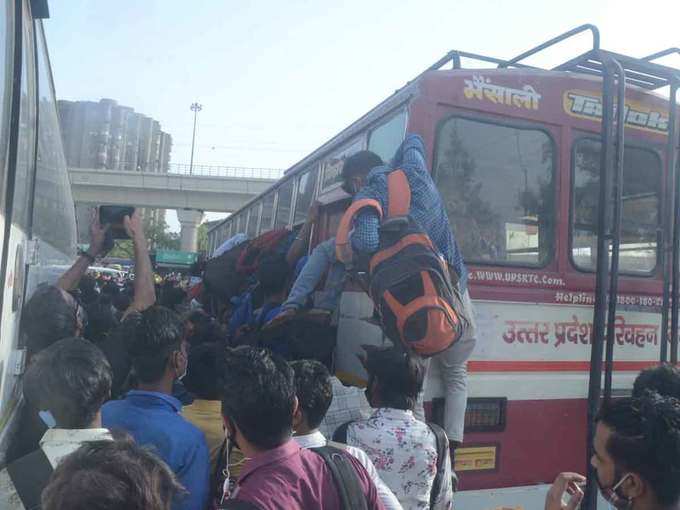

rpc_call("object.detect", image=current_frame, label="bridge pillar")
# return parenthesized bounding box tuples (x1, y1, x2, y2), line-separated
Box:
(177, 209, 204, 252)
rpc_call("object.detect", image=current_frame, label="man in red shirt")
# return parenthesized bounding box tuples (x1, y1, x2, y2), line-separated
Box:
(220, 347, 385, 510)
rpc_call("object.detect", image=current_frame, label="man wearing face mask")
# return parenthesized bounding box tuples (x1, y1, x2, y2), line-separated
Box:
(102, 306, 210, 510)
(545, 391, 680, 510)
(220, 346, 385, 509)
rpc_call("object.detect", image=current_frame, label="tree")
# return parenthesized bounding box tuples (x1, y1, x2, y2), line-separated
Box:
(197, 222, 209, 254)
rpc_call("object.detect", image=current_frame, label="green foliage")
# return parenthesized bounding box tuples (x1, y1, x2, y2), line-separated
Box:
(197, 222, 209, 253)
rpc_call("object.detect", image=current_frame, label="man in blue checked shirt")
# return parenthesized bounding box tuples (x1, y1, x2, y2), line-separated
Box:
(275, 133, 476, 448)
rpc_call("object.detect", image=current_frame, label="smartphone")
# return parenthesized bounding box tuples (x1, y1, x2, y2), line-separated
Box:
(99, 206, 135, 239)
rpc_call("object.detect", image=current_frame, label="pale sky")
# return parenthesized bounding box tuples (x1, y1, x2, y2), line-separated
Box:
(44, 0, 680, 231)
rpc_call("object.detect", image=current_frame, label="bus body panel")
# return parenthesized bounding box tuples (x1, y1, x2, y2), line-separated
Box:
(0, 3, 77, 461)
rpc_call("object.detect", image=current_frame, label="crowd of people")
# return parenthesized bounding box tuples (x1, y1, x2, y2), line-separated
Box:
(0, 135, 678, 510)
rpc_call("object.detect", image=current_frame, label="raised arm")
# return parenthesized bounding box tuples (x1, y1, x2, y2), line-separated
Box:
(123, 211, 156, 316)
(391, 133, 428, 174)
(57, 209, 109, 291)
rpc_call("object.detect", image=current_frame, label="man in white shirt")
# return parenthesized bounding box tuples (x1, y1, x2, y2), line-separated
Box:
(0, 338, 114, 510)
(319, 375, 373, 438)
(290, 359, 403, 510)
(342, 347, 454, 510)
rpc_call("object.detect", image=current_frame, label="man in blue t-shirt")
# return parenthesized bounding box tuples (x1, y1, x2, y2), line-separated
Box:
(102, 306, 210, 510)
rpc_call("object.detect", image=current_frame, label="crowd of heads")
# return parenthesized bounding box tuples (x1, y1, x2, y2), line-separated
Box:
(11, 202, 680, 510)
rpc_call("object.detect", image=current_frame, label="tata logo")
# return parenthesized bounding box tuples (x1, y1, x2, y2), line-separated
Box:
(564, 90, 669, 134)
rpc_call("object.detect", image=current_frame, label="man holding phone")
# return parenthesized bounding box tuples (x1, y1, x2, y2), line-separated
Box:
(10, 207, 155, 463)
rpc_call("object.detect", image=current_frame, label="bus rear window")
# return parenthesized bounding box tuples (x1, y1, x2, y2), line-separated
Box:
(368, 109, 407, 162)
(571, 139, 660, 274)
(434, 117, 555, 267)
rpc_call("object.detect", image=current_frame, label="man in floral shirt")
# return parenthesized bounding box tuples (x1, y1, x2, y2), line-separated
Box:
(343, 347, 453, 510)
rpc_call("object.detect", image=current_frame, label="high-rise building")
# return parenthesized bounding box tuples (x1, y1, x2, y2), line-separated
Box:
(59, 98, 173, 243)
(57, 98, 172, 172)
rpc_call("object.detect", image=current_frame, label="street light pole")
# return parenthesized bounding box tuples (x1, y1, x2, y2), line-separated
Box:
(189, 102, 202, 175)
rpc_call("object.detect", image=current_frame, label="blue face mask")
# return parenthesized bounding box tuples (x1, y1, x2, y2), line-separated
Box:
(39, 409, 56, 428)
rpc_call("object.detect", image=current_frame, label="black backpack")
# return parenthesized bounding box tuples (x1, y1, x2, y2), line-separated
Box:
(333, 419, 449, 509)
(4, 448, 54, 509)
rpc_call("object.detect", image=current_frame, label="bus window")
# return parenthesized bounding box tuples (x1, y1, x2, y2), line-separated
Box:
(434, 117, 555, 266)
(572, 139, 660, 274)
(0, 1, 10, 205)
(293, 168, 317, 224)
(235, 213, 244, 234)
(14, 3, 37, 231)
(274, 178, 294, 228)
(368, 109, 407, 162)
(260, 192, 275, 233)
(247, 203, 260, 238)
(33, 21, 76, 256)
(321, 137, 363, 191)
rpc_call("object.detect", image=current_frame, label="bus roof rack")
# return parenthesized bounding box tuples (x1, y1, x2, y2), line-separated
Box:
(429, 24, 680, 90)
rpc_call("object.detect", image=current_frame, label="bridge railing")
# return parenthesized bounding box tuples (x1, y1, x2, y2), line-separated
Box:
(168, 164, 284, 179)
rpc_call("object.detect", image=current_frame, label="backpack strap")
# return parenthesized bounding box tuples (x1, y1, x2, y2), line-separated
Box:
(427, 422, 449, 510)
(386, 169, 411, 218)
(331, 420, 354, 444)
(7, 448, 53, 509)
(312, 445, 368, 510)
(335, 199, 382, 264)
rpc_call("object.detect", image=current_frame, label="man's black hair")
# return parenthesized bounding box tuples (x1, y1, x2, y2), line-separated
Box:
(160, 285, 186, 310)
(22, 284, 77, 356)
(102, 282, 120, 297)
(290, 360, 333, 430)
(341, 150, 384, 180)
(78, 275, 99, 305)
(632, 364, 680, 399)
(185, 310, 223, 346)
(596, 392, 680, 506)
(125, 306, 183, 384)
(221, 346, 296, 449)
(112, 292, 132, 313)
(84, 297, 119, 344)
(256, 252, 290, 297)
(365, 347, 425, 410)
(23, 337, 112, 428)
(42, 437, 184, 510)
(184, 343, 222, 401)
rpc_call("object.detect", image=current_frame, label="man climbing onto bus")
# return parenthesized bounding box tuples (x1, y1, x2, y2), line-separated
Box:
(274, 134, 476, 449)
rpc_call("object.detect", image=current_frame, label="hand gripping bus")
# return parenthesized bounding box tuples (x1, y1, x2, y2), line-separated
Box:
(207, 25, 680, 509)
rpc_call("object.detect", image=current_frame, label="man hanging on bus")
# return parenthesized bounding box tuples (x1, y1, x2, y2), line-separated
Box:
(272, 133, 476, 451)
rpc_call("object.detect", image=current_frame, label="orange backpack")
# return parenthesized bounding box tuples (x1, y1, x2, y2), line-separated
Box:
(335, 170, 469, 357)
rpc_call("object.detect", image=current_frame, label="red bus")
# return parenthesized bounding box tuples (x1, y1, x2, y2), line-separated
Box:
(207, 25, 680, 508)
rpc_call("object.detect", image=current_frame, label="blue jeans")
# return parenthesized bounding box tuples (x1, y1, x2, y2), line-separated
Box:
(282, 238, 345, 311)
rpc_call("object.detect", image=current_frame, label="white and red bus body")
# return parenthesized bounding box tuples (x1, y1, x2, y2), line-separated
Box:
(207, 56, 675, 507)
